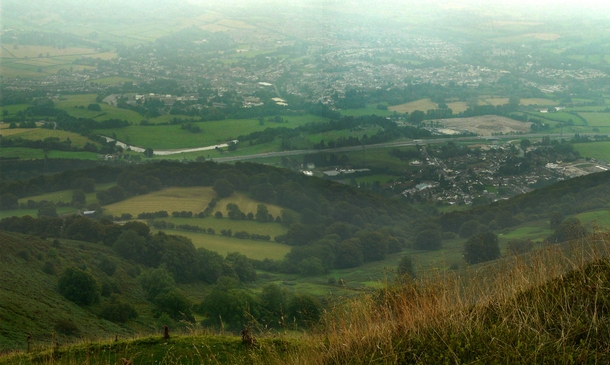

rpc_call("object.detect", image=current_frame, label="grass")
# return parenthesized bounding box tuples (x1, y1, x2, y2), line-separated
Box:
(9, 233, 610, 364)
(578, 112, 610, 127)
(158, 229, 291, 260)
(0, 148, 100, 160)
(0, 207, 78, 220)
(388, 99, 438, 114)
(90, 77, 134, 85)
(97, 115, 325, 150)
(15, 183, 116, 206)
(574, 141, 610, 162)
(340, 104, 393, 117)
(1, 128, 100, 148)
(103, 187, 217, 217)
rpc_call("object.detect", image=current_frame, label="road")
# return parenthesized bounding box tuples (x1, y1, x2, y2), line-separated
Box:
(210, 133, 600, 163)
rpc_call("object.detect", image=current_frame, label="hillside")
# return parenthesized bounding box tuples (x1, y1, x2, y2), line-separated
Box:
(3, 236, 610, 364)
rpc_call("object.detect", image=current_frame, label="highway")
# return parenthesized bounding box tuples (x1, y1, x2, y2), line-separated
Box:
(210, 133, 597, 163)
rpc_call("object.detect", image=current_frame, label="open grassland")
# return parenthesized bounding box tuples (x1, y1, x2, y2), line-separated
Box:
(0, 148, 100, 160)
(216, 192, 285, 217)
(306, 125, 383, 144)
(446, 101, 469, 113)
(0, 128, 99, 148)
(341, 146, 414, 171)
(340, 104, 393, 117)
(164, 217, 288, 237)
(575, 210, 610, 231)
(103, 187, 216, 216)
(16, 183, 115, 206)
(389, 98, 438, 113)
(578, 112, 610, 127)
(574, 141, 610, 161)
(102, 115, 324, 150)
(2, 45, 116, 59)
(159, 229, 290, 260)
(0, 104, 30, 117)
(0, 207, 77, 219)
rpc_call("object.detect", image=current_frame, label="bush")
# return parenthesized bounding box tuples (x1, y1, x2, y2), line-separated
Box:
(97, 256, 117, 276)
(464, 232, 500, 265)
(55, 319, 80, 336)
(413, 230, 442, 250)
(397, 255, 416, 278)
(42, 261, 56, 275)
(99, 295, 138, 323)
(58, 267, 100, 306)
(298, 257, 325, 276)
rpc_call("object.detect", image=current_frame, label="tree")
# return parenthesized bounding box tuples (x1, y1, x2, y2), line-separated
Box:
(99, 295, 138, 323)
(288, 294, 322, 326)
(225, 252, 257, 282)
(520, 139, 531, 150)
(335, 239, 363, 268)
(547, 218, 587, 244)
(71, 189, 86, 207)
(113, 230, 147, 262)
(58, 267, 100, 306)
(359, 231, 388, 261)
(144, 148, 154, 158)
(397, 255, 416, 278)
(549, 211, 565, 230)
(298, 257, 325, 276)
(464, 232, 500, 264)
(413, 230, 442, 250)
(139, 267, 175, 301)
(87, 103, 102, 111)
(0, 193, 19, 210)
(260, 284, 289, 324)
(458, 220, 483, 239)
(153, 290, 195, 322)
(213, 179, 234, 198)
(255, 204, 270, 222)
(37, 202, 58, 218)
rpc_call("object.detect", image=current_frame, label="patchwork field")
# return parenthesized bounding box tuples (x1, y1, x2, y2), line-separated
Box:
(0, 148, 100, 160)
(447, 102, 469, 113)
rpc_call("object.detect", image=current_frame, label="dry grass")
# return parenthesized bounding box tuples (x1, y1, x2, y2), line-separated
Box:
(103, 187, 216, 216)
(389, 99, 438, 113)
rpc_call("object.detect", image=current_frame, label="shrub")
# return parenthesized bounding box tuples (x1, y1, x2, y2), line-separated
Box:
(464, 232, 500, 264)
(55, 319, 80, 336)
(58, 267, 100, 306)
(99, 295, 138, 323)
(42, 261, 56, 275)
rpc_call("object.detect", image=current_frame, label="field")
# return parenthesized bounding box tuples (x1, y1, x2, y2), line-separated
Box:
(307, 126, 383, 144)
(438, 115, 532, 136)
(1, 44, 117, 78)
(160, 229, 290, 260)
(575, 210, 610, 231)
(574, 141, 610, 162)
(389, 99, 438, 113)
(90, 76, 135, 85)
(0, 148, 100, 160)
(578, 112, 610, 127)
(446, 101, 469, 113)
(99, 115, 324, 150)
(216, 192, 285, 217)
(0, 128, 99, 148)
(16, 183, 116, 206)
(103, 187, 217, 216)
(340, 104, 393, 117)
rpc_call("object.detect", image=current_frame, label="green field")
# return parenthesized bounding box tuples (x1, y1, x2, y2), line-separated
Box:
(1, 128, 100, 148)
(16, 183, 116, 206)
(574, 141, 610, 162)
(341, 104, 393, 117)
(575, 210, 610, 231)
(103, 187, 217, 216)
(0, 148, 101, 160)
(0, 207, 78, 219)
(578, 112, 610, 127)
(159, 229, 290, 260)
(100, 115, 324, 150)
(389, 99, 438, 114)
(90, 77, 135, 85)
(307, 125, 383, 144)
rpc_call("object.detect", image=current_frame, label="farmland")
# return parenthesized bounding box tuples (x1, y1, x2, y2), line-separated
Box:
(0, 128, 100, 148)
(389, 99, 438, 113)
(0, 148, 100, 160)
(574, 141, 610, 162)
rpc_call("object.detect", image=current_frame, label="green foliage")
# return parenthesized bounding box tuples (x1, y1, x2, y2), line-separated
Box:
(139, 267, 175, 302)
(463, 232, 500, 264)
(213, 179, 235, 198)
(153, 290, 194, 322)
(288, 294, 322, 326)
(335, 239, 363, 268)
(99, 295, 138, 323)
(198, 288, 260, 330)
(71, 189, 87, 207)
(397, 255, 415, 278)
(57, 267, 100, 306)
(54, 319, 80, 336)
(298, 257, 325, 276)
(37, 201, 57, 218)
(225, 252, 257, 282)
(547, 217, 587, 244)
(413, 230, 442, 250)
(97, 255, 117, 276)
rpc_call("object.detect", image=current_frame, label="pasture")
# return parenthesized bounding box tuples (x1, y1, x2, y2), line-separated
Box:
(103, 187, 217, 216)
(216, 192, 285, 218)
(307, 125, 383, 144)
(100, 115, 325, 150)
(389, 99, 438, 114)
(574, 141, 610, 162)
(340, 104, 393, 117)
(16, 183, 116, 206)
(90, 77, 135, 85)
(155, 229, 291, 260)
(578, 112, 610, 127)
(164, 217, 288, 238)
(447, 101, 469, 113)
(1, 128, 99, 148)
(0, 148, 100, 160)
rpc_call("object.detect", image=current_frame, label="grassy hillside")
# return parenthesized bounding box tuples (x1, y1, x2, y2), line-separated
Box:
(5, 235, 610, 364)
(0, 232, 150, 351)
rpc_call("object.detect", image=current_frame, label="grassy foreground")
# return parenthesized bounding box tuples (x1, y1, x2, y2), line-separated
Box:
(4, 234, 610, 364)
